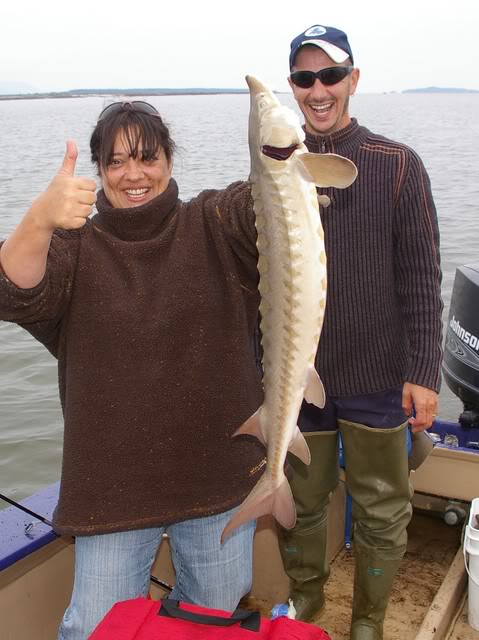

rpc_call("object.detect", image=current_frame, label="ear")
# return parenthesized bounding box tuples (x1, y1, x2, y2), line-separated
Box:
(297, 152, 358, 189)
(350, 68, 360, 96)
(287, 75, 294, 91)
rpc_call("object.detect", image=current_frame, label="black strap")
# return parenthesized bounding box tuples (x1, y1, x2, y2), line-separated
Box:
(158, 598, 261, 632)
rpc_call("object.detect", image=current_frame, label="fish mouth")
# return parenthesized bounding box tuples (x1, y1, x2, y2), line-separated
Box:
(261, 144, 298, 161)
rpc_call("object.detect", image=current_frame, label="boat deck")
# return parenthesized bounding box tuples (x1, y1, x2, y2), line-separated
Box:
(318, 513, 463, 639)
(242, 511, 479, 640)
(448, 598, 479, 640)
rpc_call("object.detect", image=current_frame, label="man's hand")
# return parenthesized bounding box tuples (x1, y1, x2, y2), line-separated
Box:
(402, 382, 438, 432)
(28, 140, 97, 231)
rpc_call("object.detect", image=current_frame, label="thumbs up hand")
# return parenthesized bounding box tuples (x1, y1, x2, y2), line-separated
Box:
(32, 140, 97, 231)
(57, 139, 80, 178)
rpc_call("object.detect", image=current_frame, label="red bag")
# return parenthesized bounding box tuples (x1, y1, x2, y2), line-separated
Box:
(88, 597, 331, 640)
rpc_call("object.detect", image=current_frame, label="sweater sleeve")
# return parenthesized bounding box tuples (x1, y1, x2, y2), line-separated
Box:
(202, 180, 259, 290)
(393, 151, 443, 392)
(0, 230, 78, 351)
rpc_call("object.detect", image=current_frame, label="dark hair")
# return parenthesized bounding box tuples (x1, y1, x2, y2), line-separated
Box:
(90, 108, 176, 172)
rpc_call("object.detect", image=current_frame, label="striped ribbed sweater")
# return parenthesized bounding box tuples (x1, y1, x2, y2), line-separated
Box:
(305, 118, 443, 396)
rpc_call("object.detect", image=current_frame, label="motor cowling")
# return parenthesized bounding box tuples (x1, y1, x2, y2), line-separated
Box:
(442, 264, 479, 427)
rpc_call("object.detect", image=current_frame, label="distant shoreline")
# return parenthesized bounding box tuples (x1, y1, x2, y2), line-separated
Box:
(1, 86, 478, 101)
(402, 86, 479, 94)
(0, 89, 252, 102)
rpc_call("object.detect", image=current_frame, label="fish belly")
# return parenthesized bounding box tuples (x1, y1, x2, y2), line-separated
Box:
(220, 162, 327, 544)
(256, 166, 326, 465)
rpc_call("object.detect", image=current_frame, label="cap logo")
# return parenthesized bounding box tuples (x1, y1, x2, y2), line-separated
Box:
(304, 26, 327, 37)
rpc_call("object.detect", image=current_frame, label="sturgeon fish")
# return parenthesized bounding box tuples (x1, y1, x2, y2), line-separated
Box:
(222, 76, 357, 542)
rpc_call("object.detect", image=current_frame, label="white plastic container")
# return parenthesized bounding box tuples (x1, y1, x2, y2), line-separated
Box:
(464, 497, 479, 630)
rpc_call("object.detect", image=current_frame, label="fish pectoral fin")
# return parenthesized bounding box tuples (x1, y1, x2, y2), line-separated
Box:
(304, 367, 326, 409)
(233, 408, 266, 445)
(288, 427, 311, 464)
(317, 195, 331, 208)
(221, 475, 296, 543)
(297, 152, 358, 189)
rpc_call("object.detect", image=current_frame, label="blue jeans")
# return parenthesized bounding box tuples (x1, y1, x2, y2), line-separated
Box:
(58, 507, 255, 640)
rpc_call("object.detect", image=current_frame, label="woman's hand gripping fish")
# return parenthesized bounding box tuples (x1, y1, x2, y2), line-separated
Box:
(222, 76, 357, 542)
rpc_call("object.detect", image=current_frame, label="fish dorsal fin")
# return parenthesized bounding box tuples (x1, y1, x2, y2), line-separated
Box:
(233, 408, 266, 445)
(304, 366, 326, 408)
(297, 152, 357, 188)
(288, 427, 311, 464)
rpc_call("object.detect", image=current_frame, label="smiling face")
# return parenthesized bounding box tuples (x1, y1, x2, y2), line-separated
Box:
(289, 46, 360, 136)
(100, 129, 172, 209)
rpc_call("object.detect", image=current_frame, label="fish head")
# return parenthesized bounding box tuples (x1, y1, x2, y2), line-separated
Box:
(246, 75, 305, 164)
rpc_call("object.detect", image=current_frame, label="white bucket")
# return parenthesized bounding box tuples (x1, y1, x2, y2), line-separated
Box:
(464, 497, 479, 630)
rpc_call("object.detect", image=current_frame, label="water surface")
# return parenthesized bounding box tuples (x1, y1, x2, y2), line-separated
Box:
(0, 93, 478, 500)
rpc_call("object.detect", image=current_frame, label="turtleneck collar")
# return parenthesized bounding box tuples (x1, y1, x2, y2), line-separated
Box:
(92, 179, 180, 242)
(304, 118, 365, 155)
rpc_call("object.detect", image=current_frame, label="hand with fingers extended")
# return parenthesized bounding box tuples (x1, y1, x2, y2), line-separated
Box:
(402, 382, 438, 432)
(30, 140, 97, 231)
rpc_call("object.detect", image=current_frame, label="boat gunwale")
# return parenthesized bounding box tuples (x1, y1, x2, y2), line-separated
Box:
(0, 482, 59, 571)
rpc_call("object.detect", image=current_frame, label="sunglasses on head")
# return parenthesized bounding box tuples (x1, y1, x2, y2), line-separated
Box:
(98, 100, 160, 122)
(290, 66, 354, 89)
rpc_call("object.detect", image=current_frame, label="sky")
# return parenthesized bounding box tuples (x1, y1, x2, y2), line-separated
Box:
(0, 0, 477, 95)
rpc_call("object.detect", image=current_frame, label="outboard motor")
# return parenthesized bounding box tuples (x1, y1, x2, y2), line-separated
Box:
(443, 263, 479, 427)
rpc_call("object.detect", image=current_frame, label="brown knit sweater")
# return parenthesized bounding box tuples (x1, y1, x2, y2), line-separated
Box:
(0, 179, 266, 536)
(305, 119, 443, 396)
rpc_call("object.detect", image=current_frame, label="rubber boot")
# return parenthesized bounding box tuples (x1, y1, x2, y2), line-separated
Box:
(278, 430, 339, 622)
(350, 550, 403, 640)
(339, 420, 413, 640)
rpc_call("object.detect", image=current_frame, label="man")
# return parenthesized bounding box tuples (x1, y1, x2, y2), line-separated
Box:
(278, 24, 443, 640)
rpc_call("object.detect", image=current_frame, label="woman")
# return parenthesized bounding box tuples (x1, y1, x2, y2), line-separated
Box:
(0, 101, 265, 639)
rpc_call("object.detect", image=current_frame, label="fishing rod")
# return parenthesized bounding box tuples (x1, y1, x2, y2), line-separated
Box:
(0, 493, 173, 592)
(0, 492, 54, 529)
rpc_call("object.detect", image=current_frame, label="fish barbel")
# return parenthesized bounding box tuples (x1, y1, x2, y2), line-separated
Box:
(222, 76, 357, 542)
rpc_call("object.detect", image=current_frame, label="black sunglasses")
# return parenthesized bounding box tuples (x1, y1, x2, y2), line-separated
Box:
(98, 100, 160, 122)
(290, 66, 354, 89)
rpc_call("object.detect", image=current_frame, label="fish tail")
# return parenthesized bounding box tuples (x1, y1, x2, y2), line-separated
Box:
(221, 472, 296, 544)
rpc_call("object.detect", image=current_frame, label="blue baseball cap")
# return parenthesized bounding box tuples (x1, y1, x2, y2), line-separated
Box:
(289, 25, 354, 70)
